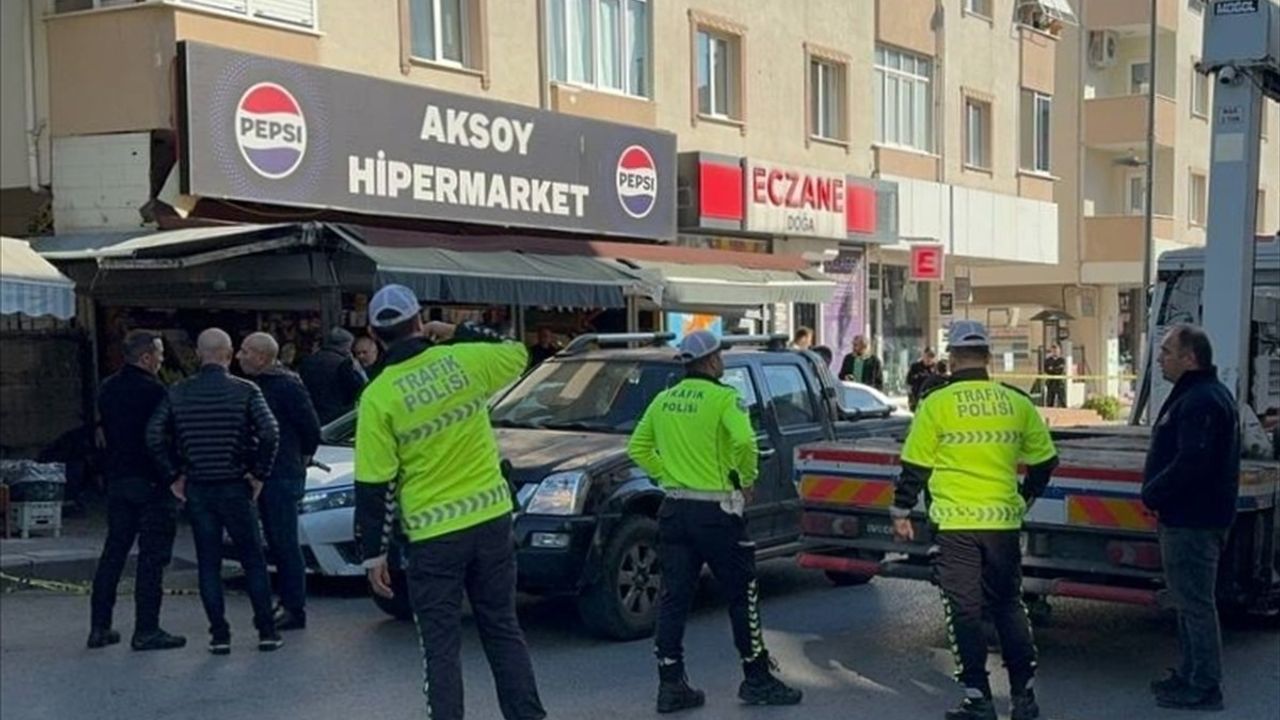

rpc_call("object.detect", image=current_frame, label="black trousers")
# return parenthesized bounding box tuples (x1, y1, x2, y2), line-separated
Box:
(934, 530, 1037, 696)
(654, 498, 766, 664)
(1045, 380, 1066, 408)
(406, 514, 545, 720)
(258, 475, 307, 615)
(186, 483, 276, 637)
(89, 478, 177, 634)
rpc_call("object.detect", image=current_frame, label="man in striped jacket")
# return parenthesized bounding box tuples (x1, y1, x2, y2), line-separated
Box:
(147, 328, 281, 655)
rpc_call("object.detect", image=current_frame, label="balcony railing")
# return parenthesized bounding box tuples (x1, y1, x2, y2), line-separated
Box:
(1084, 95, 1177, 150)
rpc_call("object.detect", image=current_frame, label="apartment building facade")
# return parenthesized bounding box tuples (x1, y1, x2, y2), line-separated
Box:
(972, 0, 1280, 399)
(2, 0, 1066, 394)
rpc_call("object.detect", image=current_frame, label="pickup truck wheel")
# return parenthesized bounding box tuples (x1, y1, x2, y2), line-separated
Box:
(371, 565, 414, 621)
(578, 515, 661, 641)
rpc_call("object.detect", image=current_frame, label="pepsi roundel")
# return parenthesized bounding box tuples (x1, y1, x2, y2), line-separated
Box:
(235, 82, 307, 179)
(616, 145, 657, 219)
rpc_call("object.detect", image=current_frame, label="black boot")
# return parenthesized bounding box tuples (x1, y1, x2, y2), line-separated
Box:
(738, 654, 803, 706)
(656, 661, 705, 714)
(131, 629, 187, 651)
(945, 693, 997, 720)
(86, 628, 121, 649)
(1011, 689, 1040, 720)
(273, 606, 307, 631)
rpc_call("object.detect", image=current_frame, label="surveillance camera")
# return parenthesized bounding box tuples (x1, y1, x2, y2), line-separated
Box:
(1219, 66, 1239, 85)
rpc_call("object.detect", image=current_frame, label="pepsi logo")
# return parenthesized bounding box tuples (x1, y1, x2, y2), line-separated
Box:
(616, 145, 657, 219)
(235, 82, 307, 179)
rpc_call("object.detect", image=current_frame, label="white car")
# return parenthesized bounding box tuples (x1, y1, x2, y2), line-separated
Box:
(837, 380, 912, 419)
(296, 413, 363, 577)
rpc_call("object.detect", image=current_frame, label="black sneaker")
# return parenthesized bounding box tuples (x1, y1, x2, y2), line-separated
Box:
(208, 633, 231, 656)
(1011, 689, 1040, 720)
(738, 655, 803, 706)
(131, 629, 187, 652)
(86, 628, 121, 649)
(272, 607, 306, 631)
(657, 679, 706, 714)
(1156, 684, 1224, 712)
(1150, 669, 1188, 695)
(945, 697, 998, 720)
(257, 631, 284, 652)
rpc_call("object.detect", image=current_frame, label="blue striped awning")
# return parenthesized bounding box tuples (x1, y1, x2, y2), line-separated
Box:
(1, 236, 75, 319)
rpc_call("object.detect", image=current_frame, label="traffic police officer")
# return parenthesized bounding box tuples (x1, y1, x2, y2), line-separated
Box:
(629, 330, 803, 713)
(891, 320, 1059, 720)
(354, 284, 546, 720)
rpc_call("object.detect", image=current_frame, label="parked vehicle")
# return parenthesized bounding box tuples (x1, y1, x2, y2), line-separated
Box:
(294, 333, 909, 639)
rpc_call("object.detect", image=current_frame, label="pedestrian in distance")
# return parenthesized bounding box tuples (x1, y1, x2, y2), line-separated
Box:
(299, 326, 366, 424)
(88, 330, 186, 652)
(1142, 324, 1240, 712)
(238, 332, 322, 632)
(354, 284, 545, 720)
(353, 335, 384, 382)
(891, 320, 1059, 720)
(527, 326, 561, 368)
(907, 347, 945, 412)
(629, 330, 803, 714)
(1042, 344, 1067, 408)
(791, 326, 814, 351)
(839, 335, 885, 390)
(146, 328, 283, 655)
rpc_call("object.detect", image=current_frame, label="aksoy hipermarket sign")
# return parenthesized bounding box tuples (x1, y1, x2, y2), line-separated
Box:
(177, 42, 676, 239)
(745, 160, 850, 239)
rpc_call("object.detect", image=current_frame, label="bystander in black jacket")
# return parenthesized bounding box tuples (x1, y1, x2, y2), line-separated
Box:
(99, 364, 168, 484)
(1141, 367, 1240, 529)
(253, 364, 321, 484)
(146, 364, 280, 485)
(299, 347, 365, 424)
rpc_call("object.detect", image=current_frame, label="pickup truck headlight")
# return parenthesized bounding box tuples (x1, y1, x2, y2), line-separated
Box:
(298, 486, 356, 515)
(525, 472, 590, 515)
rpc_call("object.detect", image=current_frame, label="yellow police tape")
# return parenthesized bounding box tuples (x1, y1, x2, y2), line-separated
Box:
(991, 373, 1140, 382)
(0, 571, 201, 596)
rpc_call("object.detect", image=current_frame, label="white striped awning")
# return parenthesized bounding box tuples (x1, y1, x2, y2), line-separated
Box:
(1, 236, 76, 319)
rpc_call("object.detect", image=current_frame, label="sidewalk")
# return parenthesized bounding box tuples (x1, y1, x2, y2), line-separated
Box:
(1, 498, 197, 587)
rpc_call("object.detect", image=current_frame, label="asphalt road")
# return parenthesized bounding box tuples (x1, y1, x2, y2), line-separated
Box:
(2, 561, 1277, 720)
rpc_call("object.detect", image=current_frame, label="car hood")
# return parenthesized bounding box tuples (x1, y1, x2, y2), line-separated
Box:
(494, 428, 629, 485)
(303, 430, 629, 492)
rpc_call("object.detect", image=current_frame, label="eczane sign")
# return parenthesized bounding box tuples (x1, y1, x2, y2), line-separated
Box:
(745, 161, 848, 239)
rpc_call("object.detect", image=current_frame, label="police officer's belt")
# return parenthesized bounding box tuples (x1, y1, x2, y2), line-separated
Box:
(665, 489, 734, 502)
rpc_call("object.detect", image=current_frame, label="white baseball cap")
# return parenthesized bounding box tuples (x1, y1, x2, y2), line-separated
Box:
(368, 284, 420, 328)
(678, 330, 722, 362)
(947, 320, 991, 349)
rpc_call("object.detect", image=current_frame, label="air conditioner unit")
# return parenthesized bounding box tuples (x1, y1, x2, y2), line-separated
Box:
(1088, 30, 1119, 69)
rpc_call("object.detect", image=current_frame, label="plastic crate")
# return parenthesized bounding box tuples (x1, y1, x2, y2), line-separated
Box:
(9, 501, 62, 539)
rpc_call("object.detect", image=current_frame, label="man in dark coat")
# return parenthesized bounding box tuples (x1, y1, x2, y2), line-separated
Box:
(1142, 324, 1240, 712)
(239, 332, 322, 631)
(299, 327, 366, 424)
(839, 335, 885, 390)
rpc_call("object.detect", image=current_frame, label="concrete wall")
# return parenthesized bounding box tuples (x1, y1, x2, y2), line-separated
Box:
(2, 0, 52, 235)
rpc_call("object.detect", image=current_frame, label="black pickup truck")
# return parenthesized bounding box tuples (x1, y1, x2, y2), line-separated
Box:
(377, 333, 909, 639)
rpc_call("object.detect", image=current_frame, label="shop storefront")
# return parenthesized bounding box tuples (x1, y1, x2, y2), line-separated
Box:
(675, 152, 898, 351)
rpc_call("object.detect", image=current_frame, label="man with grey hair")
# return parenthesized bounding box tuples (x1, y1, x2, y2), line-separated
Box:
(238, 332, 321, 630)
(147, 328, 282, 654)
(299, 326, 366, 424)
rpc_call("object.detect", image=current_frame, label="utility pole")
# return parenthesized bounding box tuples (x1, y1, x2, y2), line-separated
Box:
(1135, 0, 1159, 420)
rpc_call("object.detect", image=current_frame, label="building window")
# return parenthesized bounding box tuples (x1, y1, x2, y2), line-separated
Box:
(1189, 171, 1207, 226)
(697, 29, 741, 119)
(410, 0, 467, 66)
(1191, 58, 1210, 118)
(874, 46, 933, 152)
(810, 58, 847, 141)
(547, 0, 650, 97)
(964, 0, 992, 17)
(1020, 90, 1052, 173)
(1127, 173, 1147, 216)
(1130, 61, 1151, 96)
(964, 96, 992, 170)
(55, 0, 318, 28)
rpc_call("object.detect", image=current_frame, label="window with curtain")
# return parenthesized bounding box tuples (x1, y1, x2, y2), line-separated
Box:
(810, 58, 846, 141)
(546, 0, 650, 97)
(1191, 59, 1210, 118)
(1189, 172, 1208, 226)
(409, 0, 466, 65)
(697, 29, 739, 118)
(964, 97, 991, 170)
(874, 46, 933, 152)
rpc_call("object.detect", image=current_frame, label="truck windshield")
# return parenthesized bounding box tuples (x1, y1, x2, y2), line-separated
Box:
(490, 359, 681, 434)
